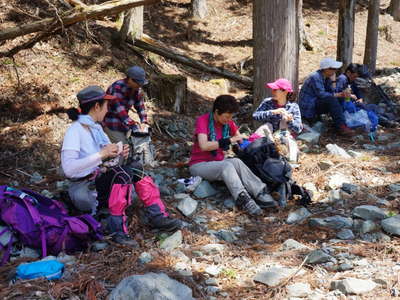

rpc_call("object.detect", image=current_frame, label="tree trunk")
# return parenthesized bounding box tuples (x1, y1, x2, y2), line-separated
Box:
(191, 0, 208, 19)
(253, 0, 299, 104)
(337, 0, 356, 72)
(297, 0, 313, 51)
(131, 37, 253, 86)
(388, 0, 400, 21)
(120, 1, 144, 42)
(364, 0, 380, 75)
(0, 0, 159, 42)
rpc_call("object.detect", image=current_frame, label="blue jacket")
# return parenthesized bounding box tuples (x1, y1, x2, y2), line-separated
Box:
(336, 74, 364, 100)
(298, 70, 335, 119)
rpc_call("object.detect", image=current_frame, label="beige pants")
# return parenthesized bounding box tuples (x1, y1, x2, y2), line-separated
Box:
(104, 127, 129, 144)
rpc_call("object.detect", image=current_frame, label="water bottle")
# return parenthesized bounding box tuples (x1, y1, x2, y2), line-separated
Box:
(345, 85, 351, 102)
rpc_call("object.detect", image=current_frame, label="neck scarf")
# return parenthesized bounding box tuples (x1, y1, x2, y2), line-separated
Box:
(208, 112, 230, 156)
(78, 115, 110, 148)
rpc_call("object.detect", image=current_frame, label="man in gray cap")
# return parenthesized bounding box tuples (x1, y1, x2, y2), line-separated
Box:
(299, 58, 354, 136)
(103, 66, 149, 144)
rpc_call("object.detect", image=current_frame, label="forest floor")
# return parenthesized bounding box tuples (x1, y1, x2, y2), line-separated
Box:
(0, 0, 400, 299)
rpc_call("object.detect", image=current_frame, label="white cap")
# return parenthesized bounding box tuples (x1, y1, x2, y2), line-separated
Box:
(320, 58, 343, 70)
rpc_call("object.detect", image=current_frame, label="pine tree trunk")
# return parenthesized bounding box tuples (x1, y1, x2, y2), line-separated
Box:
(120, 2, 144, 42)
(337, 0, 356, 72)
(364, 0, 380, 75)
(191, 0, 208, 19)
(253, 0, 299, 105)
(298, 0, 313, 51)
(388, 0, 400, 21)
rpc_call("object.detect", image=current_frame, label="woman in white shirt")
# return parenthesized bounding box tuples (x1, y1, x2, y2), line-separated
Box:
(61, 86, 181, 246)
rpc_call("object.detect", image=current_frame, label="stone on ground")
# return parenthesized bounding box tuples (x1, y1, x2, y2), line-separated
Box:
(160, 230, 183, 251)
(352, 205, 387, 221)
(286, 207, 312, 224)
(336, 229, 355, 240)
(281, 239, 309, 251)
(201, 243, 225, 254)
(193, 180, 218, 198)
(109, 272, 194, 300)
(328, 174, 351, 190)
(330, 278, 377, 295)
(306, 249, 333, 264)
(381, 215, 400, 235)
(326, 144, 352, 159)
(176, 196, 198, 217)
(253, 267, 297, 287)
(309, 216, 353, 230)
(287, 282, 312, 297)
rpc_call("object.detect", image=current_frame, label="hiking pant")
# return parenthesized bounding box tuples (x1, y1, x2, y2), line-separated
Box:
(103, 127, 129, 165)
(189, 158, 266, 200)
(316, 96, 345, 128)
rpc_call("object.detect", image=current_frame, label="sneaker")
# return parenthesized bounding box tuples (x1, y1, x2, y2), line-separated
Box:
(337, 124, 355, 136)
(186, 176, 203, 192)
(112, 233, 139, 247)
(149, 216, 183, 232)
(256, 192, 278, 208)
(236, 191, 262, 216)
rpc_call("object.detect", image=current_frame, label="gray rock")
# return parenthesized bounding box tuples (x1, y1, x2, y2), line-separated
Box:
(336, 229, 355, 240)
(306, 249, 333, 264)
(205, 286, 220, 295)
(41, 189, 54, 199)
(312, 121, 326, 133)
(57, 253, 76, 265)
(160, 186, 174, 197)
(253, 267, 296, 287)
(286, 207, 311, 224)
(376, 199, 391, 207)
(338, 263, 353, 271)
(328, 174, 350, 190)
(139, 252, 153, 264)
(205, 278, 218, 286)
(160, 230, 183, 251)
(330, 278, 377, 295)
(174, 183, 186, 194)
(309, 216, 353, 230)
(193, 216, 208, 225)
(192, 250, 203, 257)
(297, 131, 320, 144)
(389, 184, 400, 193)
(170, 250, 190, 263)
(318, 160, 334, 170)
(361, 220, 378, 234)
(216, 230, 237, 243)
(109, 272, 194, 300)
(341, 183, 360, 194)
(287, 282, 312, 297)
(348, 150, 363, 158)
(352, 205, 387, 221)
(281, 239, 309, 251)
(303, 182, 318, 194)
(19, 247, 40, 259)
(223, 198, 235, 209)
(361, 232, 391, 243)
(328, 189, 341, 202)
(30, 172, 43, 184)
(382, 215, 400, 235)
(92, 241, 108, 252)
(174, 193, 191, 201)
(378, 133, 396, 142)
(352, 219, 363, 233)
(193, 181, 218, 199)
(0, 225, 12, 247)
(177, 196, 198, 217)
(205, 265, 221, 277)
(326, 144, 351, 159)
(201, 244, 225, 254)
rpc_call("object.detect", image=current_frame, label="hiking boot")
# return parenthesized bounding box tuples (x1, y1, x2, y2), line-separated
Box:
(186, 176, 203, 192)
(112, 233, 139, 247)
(256, 192, 278, 209)
(149, 216, 183, 232)
(337, 124, 355, 136)
(236, 191, 262, 216)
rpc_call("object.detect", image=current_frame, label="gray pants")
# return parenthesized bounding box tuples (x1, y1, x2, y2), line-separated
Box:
(68, 180, 98, 214)
(189, 158, 266, 200)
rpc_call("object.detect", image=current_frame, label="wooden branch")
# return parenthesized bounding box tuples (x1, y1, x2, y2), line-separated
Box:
(0, 0, 160, 42)
(131, 37, 253, 87)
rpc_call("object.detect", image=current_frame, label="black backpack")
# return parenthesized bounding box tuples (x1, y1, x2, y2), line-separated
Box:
(235, 137, 312, 207)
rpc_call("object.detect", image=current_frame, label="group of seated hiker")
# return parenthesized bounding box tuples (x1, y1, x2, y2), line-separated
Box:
(61, 59, 383, 246)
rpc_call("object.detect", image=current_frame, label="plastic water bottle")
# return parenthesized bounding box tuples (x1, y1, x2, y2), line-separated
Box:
(345, 85, 352, 102)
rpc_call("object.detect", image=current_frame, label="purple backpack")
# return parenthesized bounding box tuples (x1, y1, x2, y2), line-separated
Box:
(0, 186, 102, 264)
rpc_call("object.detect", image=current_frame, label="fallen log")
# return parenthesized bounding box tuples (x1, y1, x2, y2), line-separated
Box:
(0, 0, 159, 42)
(131, 37, 253, 87)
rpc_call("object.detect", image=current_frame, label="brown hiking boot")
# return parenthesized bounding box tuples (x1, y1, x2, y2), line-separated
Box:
(337, 124, 355, 136)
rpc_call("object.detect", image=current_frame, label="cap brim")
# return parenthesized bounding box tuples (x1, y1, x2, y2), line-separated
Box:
(103, 94, 117, 100)
(331, 61, 343, 69)
(266, 82, 279, 90)
(142, 79, 149, 86)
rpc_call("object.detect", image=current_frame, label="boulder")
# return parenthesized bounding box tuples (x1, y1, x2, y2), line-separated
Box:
(160, 230, 183, 251)
(306, 249, 333, 264)
(109, 272, 194, 300)
(309, 216, 353, 230)
(336, 229, 355, 240)
(381, 215, 400, 235)
(352, 205, 387, 221)
(330, 278, 377, 295)
(286, 207, 311, 224)
(177, 196, 198, 217)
